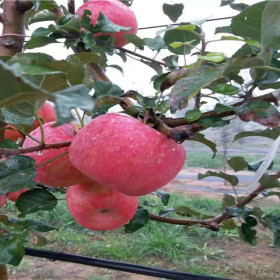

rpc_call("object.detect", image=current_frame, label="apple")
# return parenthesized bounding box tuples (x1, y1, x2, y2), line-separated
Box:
(6, 189, 28, 202)
(22, 122, 90, 187)
(33, 102, 56, 128)
(66, 181, 138, 231)
(0, 195, 6, 208)
(76, 0, 138, 47)
(4, 102, 56, 141)
(70, 113, 186, 196)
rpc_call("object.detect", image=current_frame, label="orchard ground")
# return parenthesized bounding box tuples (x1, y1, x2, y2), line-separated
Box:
(5, 145, 280, 280)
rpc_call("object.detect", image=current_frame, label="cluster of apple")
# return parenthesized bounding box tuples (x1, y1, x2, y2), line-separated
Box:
(1, 107, 186, 231)
(0, 0, 186, 231)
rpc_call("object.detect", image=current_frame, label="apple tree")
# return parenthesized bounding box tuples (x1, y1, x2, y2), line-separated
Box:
(0, 0, 280, 277)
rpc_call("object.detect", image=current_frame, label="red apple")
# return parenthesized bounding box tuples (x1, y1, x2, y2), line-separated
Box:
(70, 113, 186, 196)
(34, 102, 56, 128)
(66, 181, 138, 231)
(4, 125, 24, 141)
(76, 0, 138, 47)
(0, 195, 6, 208)
(22, 122, 90, 187)
(6, 189, 28, 202)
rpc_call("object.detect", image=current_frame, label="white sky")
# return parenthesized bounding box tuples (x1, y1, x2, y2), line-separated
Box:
(1, 0, 261, 95)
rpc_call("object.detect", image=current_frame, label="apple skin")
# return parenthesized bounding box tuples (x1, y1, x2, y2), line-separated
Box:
(4, 125, 24, 141)
(34, 102, 56, 128)
(6, 189, 28, 202)
(70, 113, 186, 196)
(22, 122, 90, 187)
(0, 195, 6, 208)
(66, 181, 138, 231)
(76, 0, 138, 47)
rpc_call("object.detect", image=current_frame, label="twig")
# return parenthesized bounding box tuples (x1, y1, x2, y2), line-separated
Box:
(68, 0, 75, 14)
(0, 141, 72, 155)
(149, 171, 280, 230)
(35, 116, 45, 146)
(36, 151, 69, 168)
(74, 108, 84, 127)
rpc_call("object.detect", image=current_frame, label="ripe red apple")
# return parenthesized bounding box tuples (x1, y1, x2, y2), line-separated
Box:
(70, 113, 186, 196)
(66, 181, 138, 231)
(4, 125, 24, 141)
(22, 122, 90, 187)
(0, 195, 6, 208)
(76, 0, 138, 47)
(34, 102, 56, 128)
(6, 189, 28, 202)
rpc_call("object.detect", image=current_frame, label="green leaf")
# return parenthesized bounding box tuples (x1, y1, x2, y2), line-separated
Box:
(198, 171, 238, 186)
(155, 190, 170, 206)
(0, 236, 25, 266)
(265, 214, 280, 247)
(124, 207, 149, 233)
(0, 155, 36, 195)
(215, 26, 232, 34)
(29, 11, 57, 24)
(163, 3, 184, 23)
(248, 159, 273, 172)
(153, 73, 170, 90)
(94, 12, 131, 33)
(259, 174, 280, 189)
(15, 188, 58, 217)
(20, 220, 57, 232)
(175, 206, 200, 217)
(0, 140, 18, 149)
(31, 27, 52, 37)
(188, 133, 217, 158)
(245, 216, 258, 228)
(93, 81, 123, 98)
(144, 36, 167, 52)
(141, 60, 163, 75)
(124, 34, 144, 50)
(232, 44, 256, 58)
(66, 53, 100, 65)
(197, 52, 225, 63)
(226, 206, 252, 219)
(159, 207, 175, 217)
(170, 63, 227, 111)
(221, 219, 237, 230)
(239, 223, 257, 245)
(54, 85, 94, 125)
(212, 83, 239, 95)
(228, 157, 248, 172)
(234, 127, 280, 142)
(214, 104, 232, 114)
(198, 115, 230, 128)
(222, 194, 236, 210)
(24, 37, 58, 49)
(162, 55, 179, 70)
(164, 25, 201, 55)
(185, 109, 202, 122)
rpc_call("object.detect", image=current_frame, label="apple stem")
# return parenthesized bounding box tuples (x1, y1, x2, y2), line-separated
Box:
(149, 171, 280, 230)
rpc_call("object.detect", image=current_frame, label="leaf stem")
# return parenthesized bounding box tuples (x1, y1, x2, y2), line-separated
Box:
(36, 151, 69, 168)
(74, 108, 84, 127)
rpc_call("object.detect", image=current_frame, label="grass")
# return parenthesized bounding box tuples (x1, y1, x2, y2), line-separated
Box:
(185, 152, 280, 170)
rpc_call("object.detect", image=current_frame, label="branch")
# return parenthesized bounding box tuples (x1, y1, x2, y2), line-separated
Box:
(149, 171, 280, 230)
(0, 141, 71, 156)
(68, 0, 75, 14)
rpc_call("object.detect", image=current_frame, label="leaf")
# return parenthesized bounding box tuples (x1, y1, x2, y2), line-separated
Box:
(15, 188, 58, 217)
(197, 52, 226, 63)
(34, 233, 48, 246)
(155, 190, 170, 206)
(141, 60, 163, 75)
(162, 55, 179, 70)
(169, 63, 227, 111)
(222, 194, 236, 211)
(124, 207, 149, 233)
(236, 101, 278, 118)
(0, 140, 18, 149)
(215, 26, 232, 34)
(153, 73, 170, 90)
(24, 37, 58, 49)
(198, 171, 239, 186)
(232, 44, 256, 58)
(53, 85, 94, 125)
(248, 159, 273, 172)
(21, 220, 57, 232)
(228, 157, 248, 172)
(159, 207, 175, 217)
(0, 155, 36, 195)
(66, 53, 100, 65)
(221, 219, 237, 230)
(188, 133, 217, 158)
(226, 206, 252, 219)
(259, 174, 280, 189)
(245, 216, 258, 228)
(164, 25, 201, 55)
(212, 83, 239, 96)
(214, 104, 232, 114)
(185, 109, 202, 122)
(198, 115, 230, 128)
(94, 81, 123, 98)
(29, 11, 57, 24)
(124, 34, 145, 50)
(162, 3, 184, 23)
(233, 127, 280, 142)
(239, 223, 257, 245)
(265, 214, 280, 247)
(175, 206, 200, 217)
(144, 36, 166, 52)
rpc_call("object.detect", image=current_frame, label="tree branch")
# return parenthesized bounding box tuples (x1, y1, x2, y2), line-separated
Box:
(149, 171, 280, 230)
(0, 141, 71, 156)
(68, 0, 75, 14)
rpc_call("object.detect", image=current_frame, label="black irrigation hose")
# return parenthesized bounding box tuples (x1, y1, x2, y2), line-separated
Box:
(24, 248, 230, 280)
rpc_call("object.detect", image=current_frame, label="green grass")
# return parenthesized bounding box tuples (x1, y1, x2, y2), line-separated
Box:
(185, 152, 280, 170)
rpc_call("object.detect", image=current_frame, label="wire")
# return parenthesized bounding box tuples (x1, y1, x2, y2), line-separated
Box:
(24, 248, 230, 280)
(138, 16, 233, 30)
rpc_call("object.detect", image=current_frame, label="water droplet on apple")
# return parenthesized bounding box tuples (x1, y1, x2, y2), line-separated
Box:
(35, 151, 43, 155)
